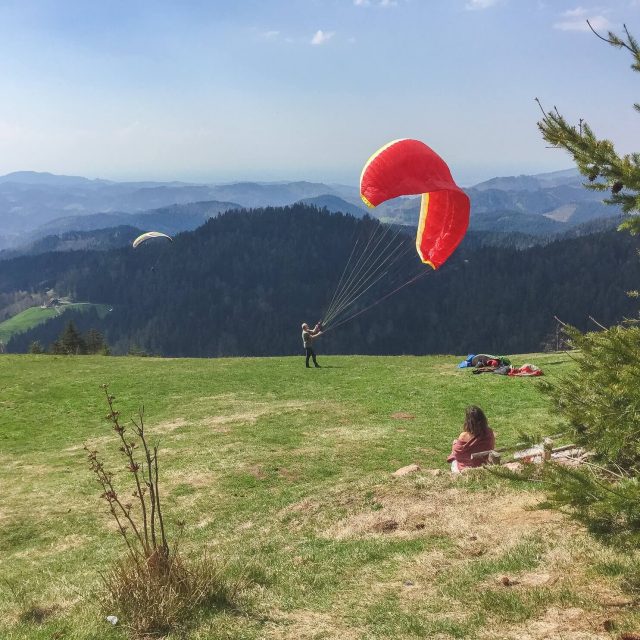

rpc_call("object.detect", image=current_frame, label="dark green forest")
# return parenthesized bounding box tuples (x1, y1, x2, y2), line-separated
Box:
(2, 205, 639, 357)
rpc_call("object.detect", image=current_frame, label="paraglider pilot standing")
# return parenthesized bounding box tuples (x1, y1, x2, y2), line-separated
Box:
(301, 322, 322, 368)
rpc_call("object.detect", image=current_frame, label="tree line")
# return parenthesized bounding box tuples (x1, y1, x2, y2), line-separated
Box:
(2, 204, 639, 357)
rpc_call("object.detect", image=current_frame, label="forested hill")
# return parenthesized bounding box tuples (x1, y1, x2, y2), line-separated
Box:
(3, 204, 639, 357)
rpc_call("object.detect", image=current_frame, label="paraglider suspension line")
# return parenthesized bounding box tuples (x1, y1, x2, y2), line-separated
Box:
(323, 269, 431, 333)
(322, 223, 411, 325)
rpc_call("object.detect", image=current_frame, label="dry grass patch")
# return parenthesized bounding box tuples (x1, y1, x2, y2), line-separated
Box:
(0, 455, 57, 477)
(277, 467, 301, 482)
(195, 396, 320, 430)
(166, 468, 217, 489)
(324, 475, 565, 549)
(483, 606, 610, 640)
(323, 474, 636, 640)
(246, 465, 268, 480)
(154, 417, 188, 433)
(318, 423, 390, 444)
(12, 533, 91, 560)
(268, 609, 360, 640)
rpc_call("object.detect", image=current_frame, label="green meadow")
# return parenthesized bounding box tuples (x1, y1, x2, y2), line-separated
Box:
(0, 304, 111, 345)
(1, 353, 638, 639)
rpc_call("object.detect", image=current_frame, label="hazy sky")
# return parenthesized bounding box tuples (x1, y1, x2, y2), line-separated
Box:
(0, 0, 638, 186)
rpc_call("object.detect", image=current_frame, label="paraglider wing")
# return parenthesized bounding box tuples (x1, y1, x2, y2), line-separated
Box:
(132, 231, 174, 248)
(359, 138, 470, 269)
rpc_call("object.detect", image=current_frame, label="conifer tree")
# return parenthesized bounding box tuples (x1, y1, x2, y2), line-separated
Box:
(59, 321, 86, 355)
(537, 22, 640, 233)
(85, 328, 108, 354)
(528, 22, 640, 550)
(28, 340, 43, 354)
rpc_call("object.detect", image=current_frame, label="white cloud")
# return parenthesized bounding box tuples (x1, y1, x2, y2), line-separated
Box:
(562, 6, 587, 17)
(354, 0, 398, 7)
(311, 30, 335, 45)
(465, 0, 500, 10)
(261, 30, 280, 40)
(553, 12, 612, 31)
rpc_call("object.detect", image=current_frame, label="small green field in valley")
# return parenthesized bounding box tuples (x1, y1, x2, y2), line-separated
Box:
(1, 353, 638, 639)
(0, 304, 111, 345)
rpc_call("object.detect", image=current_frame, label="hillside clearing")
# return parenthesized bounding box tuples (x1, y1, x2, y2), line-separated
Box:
(0, 303, 111, 345)
(0, 353, 638, 639)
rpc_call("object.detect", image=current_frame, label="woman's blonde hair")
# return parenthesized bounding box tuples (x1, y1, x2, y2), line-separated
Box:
(463, 405, 489, 437)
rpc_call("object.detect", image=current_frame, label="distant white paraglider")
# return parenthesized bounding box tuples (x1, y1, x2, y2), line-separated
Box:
(132, 231, 173, 248)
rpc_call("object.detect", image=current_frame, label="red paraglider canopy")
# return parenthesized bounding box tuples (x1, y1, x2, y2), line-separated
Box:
(360, 138, 470, 269)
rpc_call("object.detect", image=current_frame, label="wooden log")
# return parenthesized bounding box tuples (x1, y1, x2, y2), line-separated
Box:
(551, 443, 578, 453)
(471, 449, 498, 461)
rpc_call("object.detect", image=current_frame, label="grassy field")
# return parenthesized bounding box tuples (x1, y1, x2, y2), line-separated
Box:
(0, 303, 111, 344)
(1, 352, 638, 639)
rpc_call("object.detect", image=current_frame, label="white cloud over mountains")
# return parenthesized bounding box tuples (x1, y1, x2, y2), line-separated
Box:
(553, 6, 612, 32)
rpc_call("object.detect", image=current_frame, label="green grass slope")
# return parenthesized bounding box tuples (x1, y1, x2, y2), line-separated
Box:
(0, 353, 637, 639)
(0, 306, 59, 343)
(0, 303, 110, 344)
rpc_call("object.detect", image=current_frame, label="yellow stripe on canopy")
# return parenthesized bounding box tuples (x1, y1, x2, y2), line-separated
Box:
(416, 193, 436, 269)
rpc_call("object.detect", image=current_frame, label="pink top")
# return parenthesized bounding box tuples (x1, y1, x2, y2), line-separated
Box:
(447, 428, 495, 470)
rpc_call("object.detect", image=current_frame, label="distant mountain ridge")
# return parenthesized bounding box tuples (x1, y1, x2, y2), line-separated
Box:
(471, 168, 581, 192)
(0, 226, 141, 259)
(0, 168, 627, 251)
(0, 171, 113, 187)
(36, 200, 242, 236)
(296, 195, 366, 217)
(0, 172, 362, 247)
(465, 168, 617, 228)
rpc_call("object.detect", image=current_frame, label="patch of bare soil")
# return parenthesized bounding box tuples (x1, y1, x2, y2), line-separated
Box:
(391, 412, 415, 420)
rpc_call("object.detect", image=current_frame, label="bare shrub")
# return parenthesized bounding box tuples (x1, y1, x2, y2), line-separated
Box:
(87, 385, 244, 637)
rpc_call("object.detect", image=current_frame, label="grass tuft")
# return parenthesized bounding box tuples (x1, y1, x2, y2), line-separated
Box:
(103, 551, 246, 637)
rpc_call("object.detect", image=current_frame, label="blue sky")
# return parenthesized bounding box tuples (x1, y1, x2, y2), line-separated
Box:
(0, 0, 638, 186)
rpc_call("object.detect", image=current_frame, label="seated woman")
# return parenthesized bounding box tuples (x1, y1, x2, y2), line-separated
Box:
(447, 405, 495, 473)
